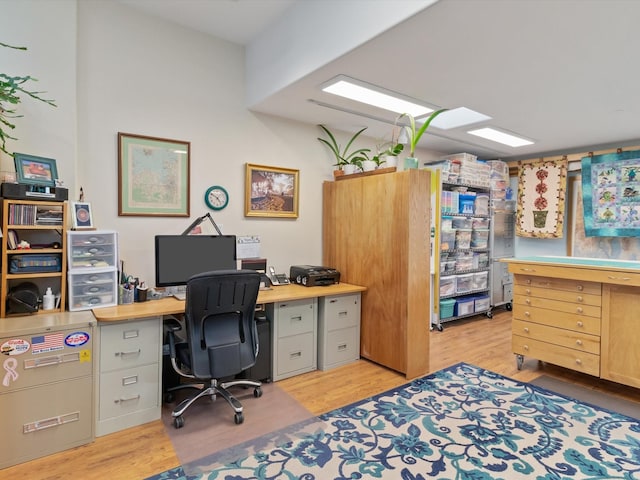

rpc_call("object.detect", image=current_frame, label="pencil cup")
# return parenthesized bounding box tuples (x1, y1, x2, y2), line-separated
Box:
(119, 285, 134, 305)
(136, 287, 148, 302)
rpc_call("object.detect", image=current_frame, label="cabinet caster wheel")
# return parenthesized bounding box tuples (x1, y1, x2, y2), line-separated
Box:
(234, 412, 244, 424)
(486, 311, 493, 318)
(506, 302, 512, 311)
(516, 354, 524, 370)
(173, 416, 185, 429)
(254, 387, 262, 398)
(437, 324, 443, 332)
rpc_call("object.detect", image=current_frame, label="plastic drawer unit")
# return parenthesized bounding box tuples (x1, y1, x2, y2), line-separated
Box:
(68, 269, 118, 311)
(67, 231, 118, 269)
(318, 293, 361, 371)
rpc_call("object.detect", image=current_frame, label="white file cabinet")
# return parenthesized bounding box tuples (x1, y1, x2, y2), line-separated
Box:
(67, 230, 119, 311)
(318, 293, 361, 370)
(0, 313, 95, 468)
(268, 298, 317, 381)
(94, 316, 163, 436)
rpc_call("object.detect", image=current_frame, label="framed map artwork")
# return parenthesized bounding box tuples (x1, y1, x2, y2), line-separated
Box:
(118, 133, 190, 216)
(581, 150, 640, 237)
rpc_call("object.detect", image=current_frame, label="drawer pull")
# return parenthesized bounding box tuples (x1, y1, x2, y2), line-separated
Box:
(329, 299, 338, 303)
(525, 288, 531, 294)
(290, 316, 302, 323)
(289, 351, 302, 359)
(525, 311, 531, 317)
(575, 359, 582, 365)
(521, 268, 536, 273)
(576, 321, 584, 328)
(576, 340, 583, 346)
(337, 343, 348, 351)
(523, 327, 529, 333)
(576, 296, 583, 302)
(607, 276, 631, 282)
(115, 349, 141, 357)
(122, 375, 138, 386)
(114, 394, 141, 404)
(525, 299, 531, 305)
(523, 345, 529, 351)
(23, 411, 80, 433)
(576, 307, 583, 314)
(24, 352, 80, 369)
(577, 285, 584, 291)
(123, 329, 140, 339)
(339, 311, 348, 317)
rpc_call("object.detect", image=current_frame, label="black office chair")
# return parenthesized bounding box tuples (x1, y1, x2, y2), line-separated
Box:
(165, 269, 263, 428)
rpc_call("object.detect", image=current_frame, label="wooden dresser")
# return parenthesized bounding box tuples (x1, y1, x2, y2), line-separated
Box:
(505, 256, 640, 389)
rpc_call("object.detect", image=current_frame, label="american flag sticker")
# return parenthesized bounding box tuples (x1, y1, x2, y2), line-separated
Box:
(31, 332, 65, 354)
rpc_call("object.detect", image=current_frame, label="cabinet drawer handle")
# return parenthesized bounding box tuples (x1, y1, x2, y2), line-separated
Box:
(337, 343, 348, 351)
(329, 299, 338, 303)
(576, 296, 583, 302)
(525, 311, 531, 317)
(290, 316, 302, 323)
(576, 321, 584, 328)
(575, 359, 582, 365)
(23, 411, 80, 433)
(339, 311, 348, 317)
(289, 351, 302, 359)
(576, 307, 583, 314)
(525, 288, 531, 294)
(24, 352, 80, 369)
(525, 299, 531, 305)
(114, 394, 141, 404)
(576, 340, 583, 346)
(523, 327, 529, 333)
(115, 349, 141, 357)
(577, 285, 584, 291)
(607, 276, 631, 282)
(521, 269, 536, 273)
(523, 345, 529, 351)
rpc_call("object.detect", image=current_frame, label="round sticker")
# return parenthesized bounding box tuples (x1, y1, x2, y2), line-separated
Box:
(65, 331, 90, 347)
(1, 338, 30, 356)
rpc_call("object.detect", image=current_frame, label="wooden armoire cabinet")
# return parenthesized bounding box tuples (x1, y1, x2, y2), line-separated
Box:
(323, 169, 431, 378)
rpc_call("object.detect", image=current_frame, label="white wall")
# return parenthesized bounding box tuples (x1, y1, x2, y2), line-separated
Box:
(2, 0, 449, 291)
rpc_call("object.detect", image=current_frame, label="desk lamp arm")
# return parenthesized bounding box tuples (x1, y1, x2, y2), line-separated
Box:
(181, 212, 223, 236)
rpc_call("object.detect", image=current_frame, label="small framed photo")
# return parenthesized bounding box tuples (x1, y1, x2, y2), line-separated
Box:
(71, 202, 94, 230)
(13, 153, 58, 187)
(245, 163, 299, 218)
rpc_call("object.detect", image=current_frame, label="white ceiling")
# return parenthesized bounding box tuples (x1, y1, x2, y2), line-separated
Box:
(116, 0, 640, 161)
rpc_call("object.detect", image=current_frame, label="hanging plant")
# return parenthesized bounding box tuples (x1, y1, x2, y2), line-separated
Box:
(0, 42, 57, 156)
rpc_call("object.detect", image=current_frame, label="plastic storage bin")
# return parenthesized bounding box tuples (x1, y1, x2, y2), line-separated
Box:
(472, 271, 489, 290)
(455, 252, 474, 271)
(471, 229, 489, 248)
(456, 273, 474, 293)
(472, 217, 490, 229)
(440, 275, 457, 296)
(68, 269, 118, 311)
(455, 296, 475, 316)
(68, 230, 118, 269)
(440, 298, 456, 319)
(455, 229, 472, 249)
(452, 216, 472, 229)
(473, 252, 489, 269)
(459, 194, 476, 214)
(474, 295, 490, 312)
(441, 229, 456, 250)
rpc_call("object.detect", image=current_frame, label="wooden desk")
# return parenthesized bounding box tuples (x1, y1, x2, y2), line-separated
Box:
(504, 256, 640, 389)
(92, 282, 366, 321)
(90, 282, 366, 436)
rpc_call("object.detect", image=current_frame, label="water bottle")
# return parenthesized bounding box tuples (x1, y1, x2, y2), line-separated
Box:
(43, 287, 55, 310)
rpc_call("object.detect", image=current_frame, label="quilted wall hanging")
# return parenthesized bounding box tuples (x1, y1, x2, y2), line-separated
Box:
(516, 158, 567, 238)
(581, 150, 640, 237)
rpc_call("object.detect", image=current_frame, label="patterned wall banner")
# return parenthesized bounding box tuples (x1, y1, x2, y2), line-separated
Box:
(516, 158, 567, 238)
(581, 150, 640, 237)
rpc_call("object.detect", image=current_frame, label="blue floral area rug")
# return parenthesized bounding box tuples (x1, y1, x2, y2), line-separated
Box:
(146, 362, 640, 479)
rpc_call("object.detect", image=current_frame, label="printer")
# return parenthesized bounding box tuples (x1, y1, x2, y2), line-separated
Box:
(289, 265, 340, 287)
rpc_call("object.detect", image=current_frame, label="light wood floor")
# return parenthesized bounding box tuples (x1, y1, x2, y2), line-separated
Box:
(3, 309, 639, 480)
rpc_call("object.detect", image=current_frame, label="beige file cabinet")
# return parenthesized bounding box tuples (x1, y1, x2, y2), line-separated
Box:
(94, 316, 163, 436)
(0, 313, 95, 469)
(268, 298, 317, 381)
(318, 293, 361, 370)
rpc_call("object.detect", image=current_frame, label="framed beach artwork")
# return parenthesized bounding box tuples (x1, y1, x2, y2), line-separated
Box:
(118, 132, 190, 216)
(244, 163, 299, 218)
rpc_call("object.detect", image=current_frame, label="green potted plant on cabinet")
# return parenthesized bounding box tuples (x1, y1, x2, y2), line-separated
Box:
(372, 141, 404, 168)
(317, 125, 371, 176)
(397, 108, 448, 169)
(1, 42, 57, 157)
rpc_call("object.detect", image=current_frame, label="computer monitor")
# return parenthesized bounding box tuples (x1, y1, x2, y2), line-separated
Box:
(154, 234, 237, 287)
